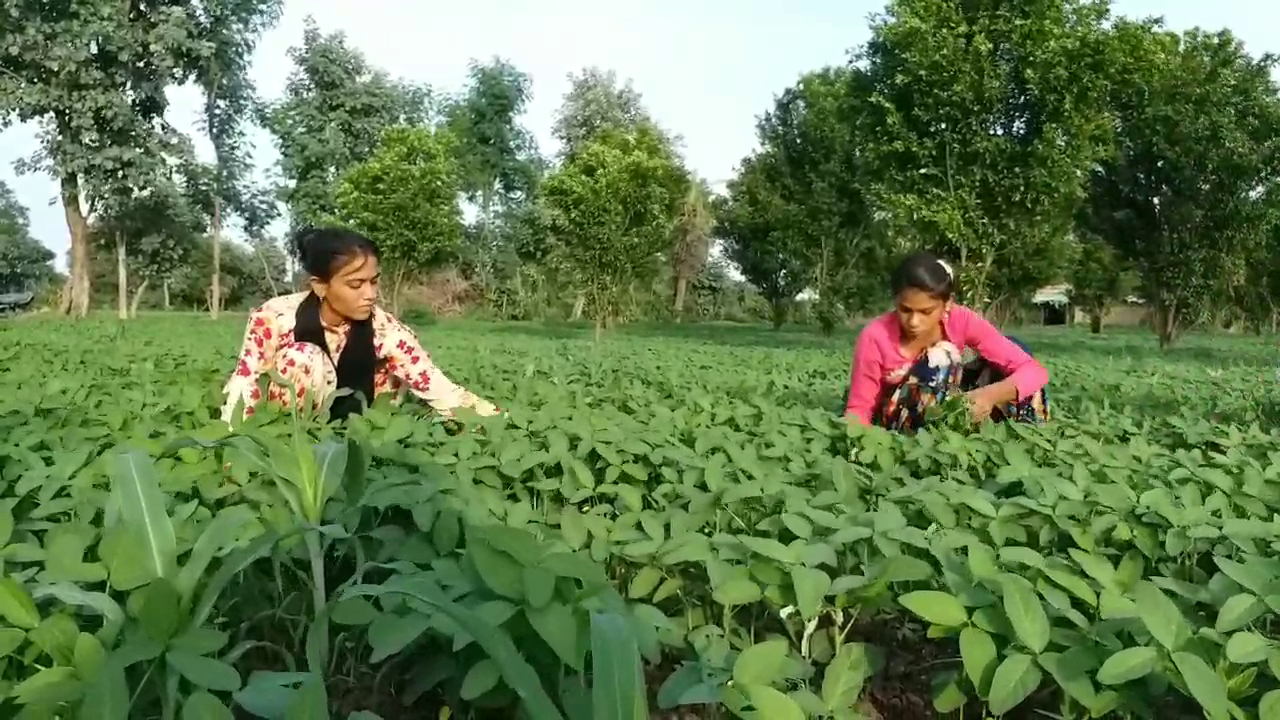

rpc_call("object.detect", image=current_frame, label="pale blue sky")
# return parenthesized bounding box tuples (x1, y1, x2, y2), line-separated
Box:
(0, 0, 1272, 270)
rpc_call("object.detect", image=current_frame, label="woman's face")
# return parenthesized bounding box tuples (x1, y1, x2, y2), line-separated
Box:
(894, 287, 950, 341)
(312, 253, 380, 322)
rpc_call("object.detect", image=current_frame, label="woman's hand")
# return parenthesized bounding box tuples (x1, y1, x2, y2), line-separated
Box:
(965, 387, 999, 423)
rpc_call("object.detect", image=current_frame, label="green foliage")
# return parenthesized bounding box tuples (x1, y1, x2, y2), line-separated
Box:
(542, 128, 687, 334)
(1081, 21, 1280, 347)
(0, 182, 54, 294)
(856, 0, 1115, 307)
(4, 316, 1280, 719)
(332, 125, 465, 311)
(261, 18, 433, 232)
(718, 155, 809, 328)
(1068, 236, 1133, 333)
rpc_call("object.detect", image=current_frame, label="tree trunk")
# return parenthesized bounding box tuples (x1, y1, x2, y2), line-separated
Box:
(255, 244, 278, 296)
(570, 293, 585, 321)
(1155, 301, 1179, 349)
(162, 278, 171, 311)
(770, 297, 787, 330)
(1089, 311, 1102, 334)
(58, 175, 91, 318)
(672, 275, 689, 321)
(130, 278, 149, 317)
(116, 232, 128, 320)
(210, 195, 222, 319)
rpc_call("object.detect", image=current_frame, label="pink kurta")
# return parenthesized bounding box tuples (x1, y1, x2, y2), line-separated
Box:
(844, 305, 1048, 425)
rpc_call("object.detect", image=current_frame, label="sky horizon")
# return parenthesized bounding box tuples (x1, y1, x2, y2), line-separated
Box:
(1, 0, 1273, 272)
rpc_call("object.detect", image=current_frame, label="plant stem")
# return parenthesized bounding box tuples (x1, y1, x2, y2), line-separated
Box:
(304, 529, 331, 676)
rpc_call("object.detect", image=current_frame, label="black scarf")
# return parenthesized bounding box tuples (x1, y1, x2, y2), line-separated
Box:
(293, 292, 377, 422)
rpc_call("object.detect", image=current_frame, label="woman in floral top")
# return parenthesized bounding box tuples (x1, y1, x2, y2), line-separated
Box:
(221, 227, 501, 424)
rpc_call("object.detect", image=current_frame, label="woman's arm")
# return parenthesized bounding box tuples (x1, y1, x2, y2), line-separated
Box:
(959, 307, 1048, 400)
(221, 307, 279, 424)
(376, 311, 501, 417)
(844, 326, 884, 425)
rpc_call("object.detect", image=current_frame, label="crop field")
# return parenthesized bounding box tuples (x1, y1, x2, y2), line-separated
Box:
(0, 315, 1278, 719)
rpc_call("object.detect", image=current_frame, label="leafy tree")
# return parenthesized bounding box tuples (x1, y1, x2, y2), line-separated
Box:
(0, 0, 208, 317)
(332, 126, 464, 313)
(670, 176, 715, 319)
(856, 0, 1115, 308)
(1080, 22, 1280, 347)
(262, 18, 432, 233)
(94, 173, 205, 318)
(552, 67, 665, 158)
(444, 58, 540, 295)
(0, 182, 54, 294)
(542, 128, 686, 337)
(756, 66, 885, 332)
(1068, 235, 1132, 334)
(718, 153, 808, 328)
(191, 0, 283, 318)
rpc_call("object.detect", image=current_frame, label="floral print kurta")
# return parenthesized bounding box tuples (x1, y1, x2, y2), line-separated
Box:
(221, 291, 499, 423)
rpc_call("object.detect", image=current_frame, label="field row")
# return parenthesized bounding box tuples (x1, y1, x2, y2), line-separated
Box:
(0, 317, 1277, 719)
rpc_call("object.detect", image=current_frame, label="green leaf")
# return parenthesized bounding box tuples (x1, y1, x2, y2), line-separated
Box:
(523, 566, 556, 608)
(166, 650, 243, 692)
(898, 590, 968, 627)
(1172, 651, 1230, 720)
(713, 577, 762, 606)
(987, 653, 1042, 716)
(1215, 593, 1264, 633)
(0, 575, 41, 629)
(628, 567, 664, 600)
(590, 612, 648, 720)
(527, 601, 583, 671)
(1132, 581, 1190, 652)
(1225, 631, 1270, 665)
(78, 657, 128, 720)
(469, 540, 525, 600)
(1001, 575, 1050, 654)
(460, 658, 501, 700)
(790, 566, 831, 621)
(821, 642, 870, 710)
(733, 639, 791, 686)
(341, 582, 565, 720)
(1096, 646, 1159, 685)
(137, 578, 182, 643)
(1259, 689, 1280, 720)
(181, 691, 234, 720)
(12, 665, 81, 705)
(109, 449, 178, 582)
(959, 627, 997, 694)
(744, 685, 804, 720)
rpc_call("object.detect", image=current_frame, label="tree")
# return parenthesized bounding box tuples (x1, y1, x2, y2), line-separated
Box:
(552, 68, 663, 157)
(332, 126, 464, 313)
(0, 1, 207, 317)
(0, 182, 54, 294)
(192, 0, 283, 318)
(1068, 236, 1132, 333)
(856, 0, 1115, 308)
(670, 177, 715, 319)
(1080, 22, 1280, 347)
(718, 153, 808, 328)
(444, 58, 540, 296)
(262, 18, 432, 233)
(542, 128, 686, 338)
(755, 66, 886, 332)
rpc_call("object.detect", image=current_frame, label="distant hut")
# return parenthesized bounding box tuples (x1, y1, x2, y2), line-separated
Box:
(1031, 283, 1072, 326)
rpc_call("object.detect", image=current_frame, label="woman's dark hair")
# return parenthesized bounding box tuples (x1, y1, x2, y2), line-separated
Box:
(891, 250, 955, 300)
(291, 227, 381, 422)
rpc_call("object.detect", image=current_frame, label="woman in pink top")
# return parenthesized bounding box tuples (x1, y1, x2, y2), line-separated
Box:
(844, 251, 1050, 431)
